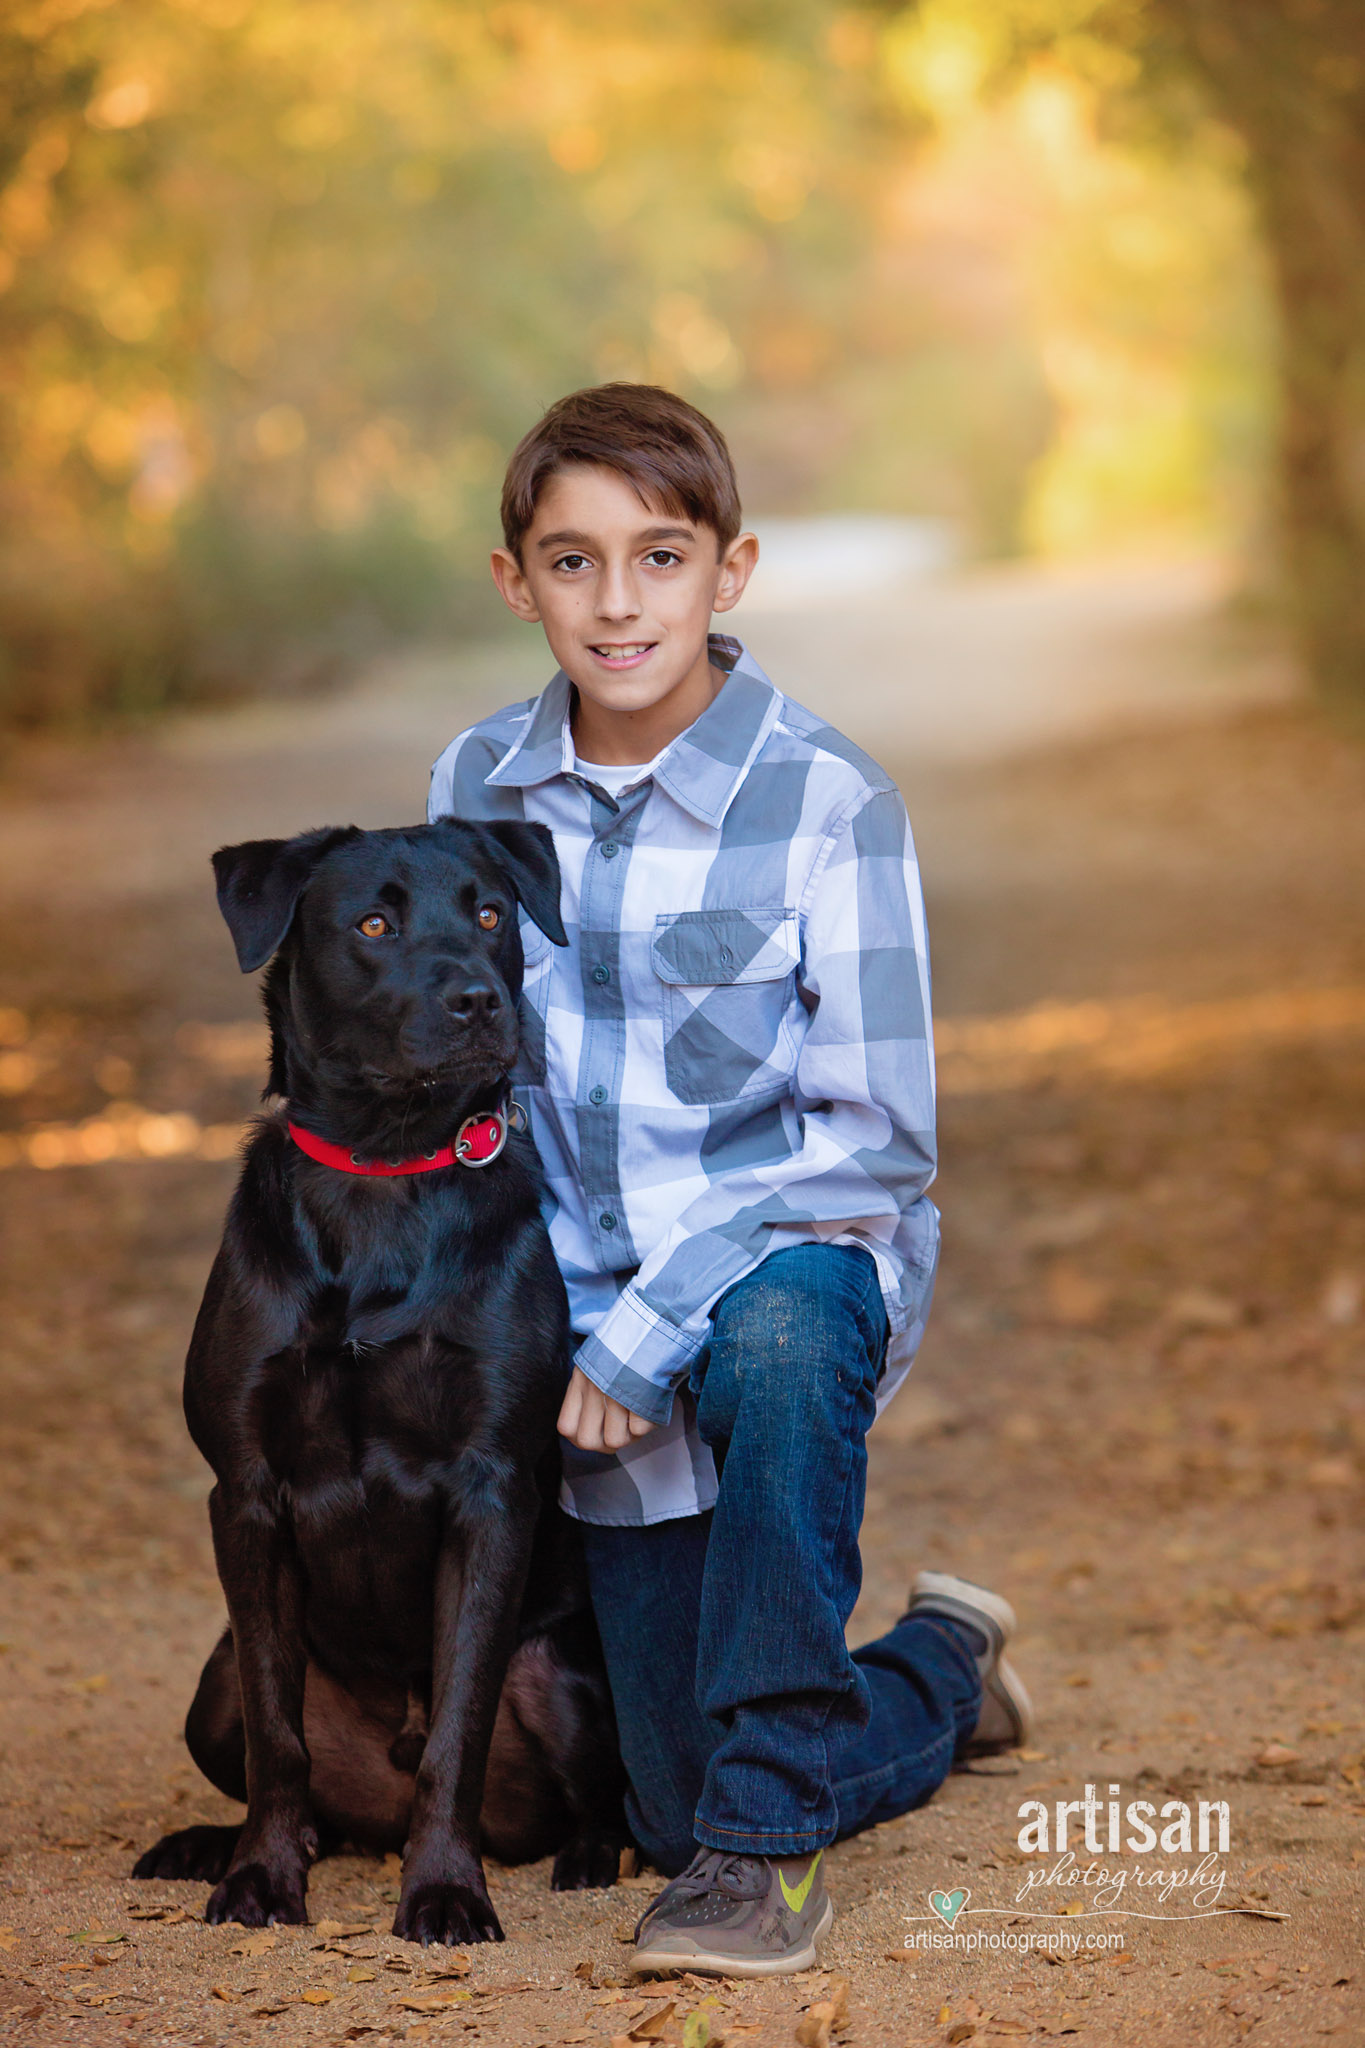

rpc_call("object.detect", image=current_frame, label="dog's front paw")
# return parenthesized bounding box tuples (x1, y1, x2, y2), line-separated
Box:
(551, 1827, 636, 1892)
(132, 1824, 241, 1885)
(206, 1861, 309, 1928)
(393, 1880, 503, 1947)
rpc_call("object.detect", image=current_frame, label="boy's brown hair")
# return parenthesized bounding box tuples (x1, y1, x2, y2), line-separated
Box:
(500, 383, 741, 560)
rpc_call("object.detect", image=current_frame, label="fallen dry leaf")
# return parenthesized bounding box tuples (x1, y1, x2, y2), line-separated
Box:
(251, 2003, 292, 2018)
(299, 1988, 335, 2004)
(421, 1957, 472, 1980)
(347, 1964, 378, 1983)
(574, 1959, 595, 1983)
(945, 2026, 977, 2046)
(128, 1907, 191, 1924)
(794, 1985, 850, 2048)
(1168, 1287, 1241, 1330)
(210, 1986, 237, 2002)
(315, 1919, 374, 1939)
(632, 2001, 677, 2040)
(399, 1987, 472, 2012)
(230, 1930, 278, 1957)
(1044, 1264, 1110, 1327)
(0, 1929, 18, 1951)
(73, 1930, 126, 1947)
(1255, 1744, 1300, 1767)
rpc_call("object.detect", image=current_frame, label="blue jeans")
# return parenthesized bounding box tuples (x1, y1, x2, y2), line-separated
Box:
(581, 1244, 982, 1876)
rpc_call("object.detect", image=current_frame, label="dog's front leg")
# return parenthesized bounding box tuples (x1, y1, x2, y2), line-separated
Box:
(394, 1468, 537, 1946)
(203, 1485, 315, 1927)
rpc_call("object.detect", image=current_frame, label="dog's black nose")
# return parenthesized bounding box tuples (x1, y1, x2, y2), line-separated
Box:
(443, 981, 501, 1022)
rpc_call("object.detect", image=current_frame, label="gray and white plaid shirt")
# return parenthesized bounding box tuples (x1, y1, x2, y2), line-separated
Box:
(428, 636, 939, 1525)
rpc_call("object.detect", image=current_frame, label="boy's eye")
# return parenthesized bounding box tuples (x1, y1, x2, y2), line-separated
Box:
(357, 913, 394, 938)
(477, 905, 500, 931)
(553, 552, 590, 572)
(643, 549, 681, 568)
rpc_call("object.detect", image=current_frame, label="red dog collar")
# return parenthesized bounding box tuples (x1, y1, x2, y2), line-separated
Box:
(288, 1109, 511, 1175)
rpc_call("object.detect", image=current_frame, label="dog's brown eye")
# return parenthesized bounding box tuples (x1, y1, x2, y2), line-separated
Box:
(477, 906, 500, 931)
(357, 914, 392, 938)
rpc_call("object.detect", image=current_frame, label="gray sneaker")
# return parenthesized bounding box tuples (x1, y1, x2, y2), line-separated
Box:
(906, 1570, 1034, 1757)
(630, 1848, 833, 1979)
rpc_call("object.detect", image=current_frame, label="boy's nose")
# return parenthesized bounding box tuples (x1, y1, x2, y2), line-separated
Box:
(595, 566, 642, 619)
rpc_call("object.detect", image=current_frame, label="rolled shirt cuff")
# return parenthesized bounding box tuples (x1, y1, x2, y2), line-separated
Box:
(572, 1292, 699, 1428)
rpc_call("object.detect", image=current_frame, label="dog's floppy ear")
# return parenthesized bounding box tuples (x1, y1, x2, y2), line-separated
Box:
(212, 826, 360, 973)
(478, 820, 568, 946)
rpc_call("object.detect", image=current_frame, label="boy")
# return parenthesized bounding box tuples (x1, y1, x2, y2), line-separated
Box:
(428, 384, 1031, 1978)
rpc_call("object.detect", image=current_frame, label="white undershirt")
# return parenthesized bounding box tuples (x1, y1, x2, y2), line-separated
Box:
(574, 754, 664, 799)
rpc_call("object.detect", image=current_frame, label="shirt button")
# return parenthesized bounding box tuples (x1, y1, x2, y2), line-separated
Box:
(592, 964, 611, 984)
(601, 841, 619, 859)
(589, 1085, 607, 1105)
(599, 1211, 617, 1231)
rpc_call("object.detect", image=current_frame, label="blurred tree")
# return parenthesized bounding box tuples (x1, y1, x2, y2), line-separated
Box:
(894, 0, 1365, 704)
(1148, 0, 1365, 709)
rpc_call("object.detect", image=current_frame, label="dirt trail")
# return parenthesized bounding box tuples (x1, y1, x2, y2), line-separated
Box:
(1, 566, 1362, 2047)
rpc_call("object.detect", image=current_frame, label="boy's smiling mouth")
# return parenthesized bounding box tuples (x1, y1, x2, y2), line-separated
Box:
(588, 640, 658, 670)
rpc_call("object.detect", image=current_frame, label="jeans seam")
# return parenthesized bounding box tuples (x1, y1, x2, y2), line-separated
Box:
(694, 1819, 834, 1846)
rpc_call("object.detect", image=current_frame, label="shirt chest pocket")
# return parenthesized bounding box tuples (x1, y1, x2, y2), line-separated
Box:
(652, 907, 800, 1106)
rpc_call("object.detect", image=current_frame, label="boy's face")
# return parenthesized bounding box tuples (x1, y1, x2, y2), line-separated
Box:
(490, 464, 758, 759)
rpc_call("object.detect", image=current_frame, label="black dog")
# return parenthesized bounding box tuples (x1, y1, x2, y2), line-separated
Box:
(132, 819, 629, 1943)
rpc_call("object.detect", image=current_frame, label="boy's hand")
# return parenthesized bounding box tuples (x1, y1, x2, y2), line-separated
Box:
(557, 1366, 657, 1453)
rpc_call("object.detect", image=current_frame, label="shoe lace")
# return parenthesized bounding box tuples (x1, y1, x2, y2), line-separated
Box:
(635, 1850, 768, 1938)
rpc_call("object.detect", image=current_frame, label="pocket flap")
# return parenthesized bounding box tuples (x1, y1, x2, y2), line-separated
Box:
(518, 914, 554, 967)
(652, 908, 798, 986)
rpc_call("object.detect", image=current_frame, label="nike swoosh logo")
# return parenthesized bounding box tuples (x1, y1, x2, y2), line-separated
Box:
(778, 1850, 822, 1915)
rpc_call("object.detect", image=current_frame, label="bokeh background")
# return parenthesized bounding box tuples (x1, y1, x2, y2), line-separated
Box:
(4, 0, 1363, 729)
(1, 6, 1363, 2043)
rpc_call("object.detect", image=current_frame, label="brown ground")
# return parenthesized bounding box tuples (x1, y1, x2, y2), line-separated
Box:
(0, 622, 1362, 2048)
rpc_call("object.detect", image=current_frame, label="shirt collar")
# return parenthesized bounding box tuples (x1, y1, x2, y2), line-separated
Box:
(483, 634, 782, 828)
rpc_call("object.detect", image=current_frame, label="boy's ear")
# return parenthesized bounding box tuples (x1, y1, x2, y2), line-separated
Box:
(473, 819, 567, 946)
(212, 826, 360, 973)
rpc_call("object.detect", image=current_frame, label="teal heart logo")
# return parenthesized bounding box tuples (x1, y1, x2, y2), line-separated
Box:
(929, 1887, 970, 1927)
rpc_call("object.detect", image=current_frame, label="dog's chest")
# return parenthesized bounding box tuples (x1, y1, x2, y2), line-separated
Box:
(256, 1323, 481, 1514)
